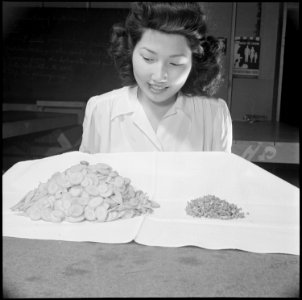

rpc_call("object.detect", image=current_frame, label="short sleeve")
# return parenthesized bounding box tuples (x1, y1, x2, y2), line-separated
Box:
(212, 99, 233, 153)
(79, 97, 102, 153)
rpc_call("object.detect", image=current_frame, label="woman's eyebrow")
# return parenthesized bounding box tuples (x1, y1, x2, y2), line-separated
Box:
(140, 47, 187, 58)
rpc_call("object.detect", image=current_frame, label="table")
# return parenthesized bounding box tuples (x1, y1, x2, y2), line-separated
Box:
(2, 111, 78, 139)
(3, 237, 299, 297)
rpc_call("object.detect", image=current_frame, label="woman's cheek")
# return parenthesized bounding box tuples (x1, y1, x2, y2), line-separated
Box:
(133, 58, 149, 81)
(172, 65, 191, 86)
(138, 64, 151, 81)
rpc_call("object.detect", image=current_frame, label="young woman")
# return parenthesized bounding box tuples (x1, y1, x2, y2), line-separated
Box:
(80, 2, 232, 153)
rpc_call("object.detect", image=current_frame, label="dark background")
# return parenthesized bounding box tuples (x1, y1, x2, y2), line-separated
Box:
(279, 8, 299, 127)
(3, 7, 130, 103)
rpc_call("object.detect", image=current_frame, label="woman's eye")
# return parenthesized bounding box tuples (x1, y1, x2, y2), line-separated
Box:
(170, 63, 182, 66)
(143, 57, 154, 62)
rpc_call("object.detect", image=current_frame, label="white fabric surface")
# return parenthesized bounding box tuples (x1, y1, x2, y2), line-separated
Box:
(3, 151, 299, 255)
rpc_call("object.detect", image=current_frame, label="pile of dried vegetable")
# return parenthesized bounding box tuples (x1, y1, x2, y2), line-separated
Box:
(186, 195, 247, 220)
(11, 161, 160, 223)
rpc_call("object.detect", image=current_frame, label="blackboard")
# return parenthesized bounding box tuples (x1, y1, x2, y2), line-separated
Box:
(3, 7, 130, 103)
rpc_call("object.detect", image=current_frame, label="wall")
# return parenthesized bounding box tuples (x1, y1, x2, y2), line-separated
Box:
(231, 3, 281, 121)
(3, 3, 130, 103)
(201, 2, 282, 121)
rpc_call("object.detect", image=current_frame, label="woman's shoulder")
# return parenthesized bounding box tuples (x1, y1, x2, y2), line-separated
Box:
(184, 94, 229, 111)
(196, 95, 226, 106)
(86, 86, 129, 108)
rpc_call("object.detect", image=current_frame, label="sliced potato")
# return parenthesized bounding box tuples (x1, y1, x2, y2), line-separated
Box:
(26, 205, 42, 221)
(95, 205, 108, 222)
(84, 206, 97, 221)
(68, 172, 84, 185)
(68, 204, 84, 217)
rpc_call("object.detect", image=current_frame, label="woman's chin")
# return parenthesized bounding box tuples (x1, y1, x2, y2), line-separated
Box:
(140, 85, 177, 105)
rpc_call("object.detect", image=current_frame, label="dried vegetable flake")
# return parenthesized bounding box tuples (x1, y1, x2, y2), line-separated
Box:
(186, 195, 246, 220)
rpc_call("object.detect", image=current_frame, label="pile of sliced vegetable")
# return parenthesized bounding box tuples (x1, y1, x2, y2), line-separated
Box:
(11, 161, 160, 223)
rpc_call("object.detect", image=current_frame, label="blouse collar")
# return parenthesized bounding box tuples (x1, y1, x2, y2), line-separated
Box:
(110, 85, 192, 151)
(111, 85, 191, 122)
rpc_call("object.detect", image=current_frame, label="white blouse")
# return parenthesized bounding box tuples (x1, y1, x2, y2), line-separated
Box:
(79, 86, 232, 153)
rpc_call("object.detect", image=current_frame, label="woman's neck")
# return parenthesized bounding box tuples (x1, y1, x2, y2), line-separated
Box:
(137, 87, 177, 132)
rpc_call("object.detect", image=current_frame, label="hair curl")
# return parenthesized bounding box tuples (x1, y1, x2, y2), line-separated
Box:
(108, 2, 224, 97)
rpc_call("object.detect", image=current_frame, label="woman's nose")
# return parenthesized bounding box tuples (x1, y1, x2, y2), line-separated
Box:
(151, 63, 168, 82)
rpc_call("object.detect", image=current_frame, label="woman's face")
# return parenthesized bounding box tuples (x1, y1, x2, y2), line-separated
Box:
(132, 29, 192, 106)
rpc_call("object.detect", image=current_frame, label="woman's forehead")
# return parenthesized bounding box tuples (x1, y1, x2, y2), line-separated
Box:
(136, 29, 191, 57)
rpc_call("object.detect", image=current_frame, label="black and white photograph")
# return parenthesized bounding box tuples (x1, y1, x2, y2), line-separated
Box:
(3, 2, 299, 298)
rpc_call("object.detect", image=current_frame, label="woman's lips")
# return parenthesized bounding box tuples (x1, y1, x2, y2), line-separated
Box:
(148, 83, 168, 93)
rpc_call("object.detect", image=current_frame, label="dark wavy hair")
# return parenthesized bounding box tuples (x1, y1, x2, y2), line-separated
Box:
(108, 2, 224, 97)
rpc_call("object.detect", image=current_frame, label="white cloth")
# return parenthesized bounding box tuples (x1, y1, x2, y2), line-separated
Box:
(79, 86, 232, 153)
(2, 151, 299, 255)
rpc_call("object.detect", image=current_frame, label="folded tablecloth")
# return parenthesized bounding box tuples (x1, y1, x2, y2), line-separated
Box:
(3, 151, 299, 255)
